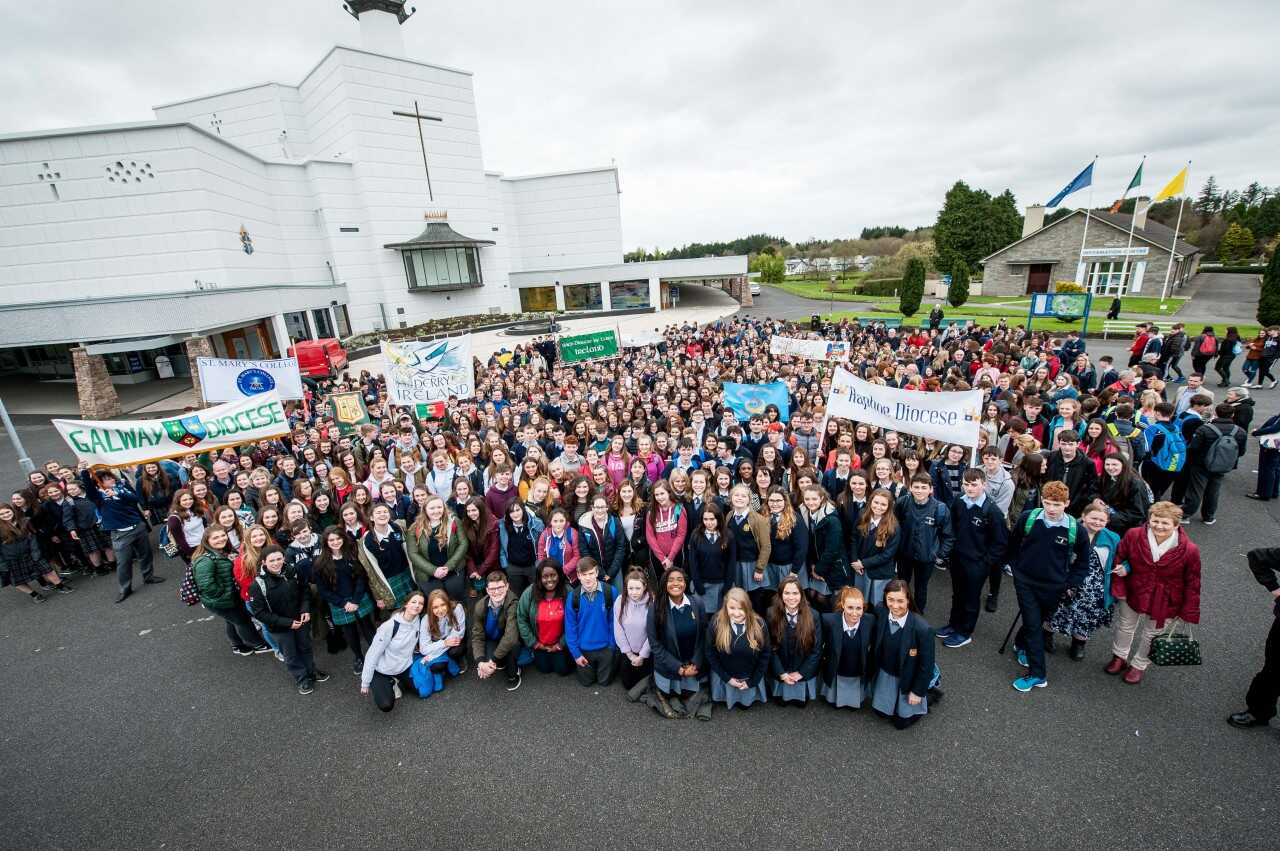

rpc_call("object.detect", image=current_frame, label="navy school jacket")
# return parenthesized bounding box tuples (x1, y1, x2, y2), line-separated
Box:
(819, 610, 877, 686)
(871, 611, 934, 698)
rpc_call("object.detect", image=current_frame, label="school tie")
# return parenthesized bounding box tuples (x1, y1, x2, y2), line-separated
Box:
(890, 620, 901, 635)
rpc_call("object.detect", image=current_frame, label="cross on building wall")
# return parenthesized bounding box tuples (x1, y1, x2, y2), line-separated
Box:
(391, 100, 442, 201)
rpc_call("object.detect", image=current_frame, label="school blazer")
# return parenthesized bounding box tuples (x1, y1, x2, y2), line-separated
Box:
(577, 515, 627, 582)
(871, 611, 935, 698)
(769, 616, 824, 681)
(645, 599, 708, 679)
(706, 626, 772, 687)
(819, 611, 877, 686)
(850, 525, 902, 581)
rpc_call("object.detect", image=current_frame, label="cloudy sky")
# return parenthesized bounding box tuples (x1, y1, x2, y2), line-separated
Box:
(3, 0, 1276, 249)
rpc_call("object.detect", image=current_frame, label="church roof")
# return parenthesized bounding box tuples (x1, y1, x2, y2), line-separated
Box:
(383, 220, 496, 250)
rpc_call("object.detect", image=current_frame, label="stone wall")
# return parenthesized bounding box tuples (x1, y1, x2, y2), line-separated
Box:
(185, 336, 215, 405)
(71, 347, 122, 419)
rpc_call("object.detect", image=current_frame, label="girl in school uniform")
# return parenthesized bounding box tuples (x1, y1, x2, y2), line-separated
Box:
(760, 490, 807, 617)
(871, 579, 936, 730)
(707, 587, 772, 710)
(801, 485, 850, 614)
(727, 484, 771, 605)
(646, 567, 710, 719)
(850, 489, 902, 613)
(768, 574, 822, 706)
(820, 586, 876, 709)
(687, 502, 736, 616)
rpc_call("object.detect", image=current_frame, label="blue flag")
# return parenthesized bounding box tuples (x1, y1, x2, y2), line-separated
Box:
(722, 381, 790, 422)
(1046, 161, 1094, 208)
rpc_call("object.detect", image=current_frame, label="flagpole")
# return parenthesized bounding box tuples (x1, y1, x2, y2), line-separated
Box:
(1117, 155, 1146, 299)
(1075, 155, 1099, 293)
(1158, 161, 1192, 305)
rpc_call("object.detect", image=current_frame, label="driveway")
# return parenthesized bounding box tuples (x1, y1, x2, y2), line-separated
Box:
(1175, 271, 1262, 325)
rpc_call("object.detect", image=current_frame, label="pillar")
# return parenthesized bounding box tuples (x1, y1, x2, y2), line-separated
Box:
(648, 275, 661, 311)
(737, 275, 753, 306)
(271, 313, 293, 357)
(185, 335, 215, 406)
(71, 346, 122, 419)
(254, 322, 274, 358)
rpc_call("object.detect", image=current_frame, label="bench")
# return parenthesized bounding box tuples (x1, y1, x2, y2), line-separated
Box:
(852, 316, 902, 328)
(1102, 320, 1140, 340)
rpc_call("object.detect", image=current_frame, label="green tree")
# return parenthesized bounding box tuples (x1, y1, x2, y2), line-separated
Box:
(900, 257, 925, 316)
(1259, 248, 1280, 326)
(750, 252, 785, 284)
(933, 181, 1023, 274)
(1218, 222, 1256, 261)
(1195, 176, 1221, 217)
(948, 261, 970, 307)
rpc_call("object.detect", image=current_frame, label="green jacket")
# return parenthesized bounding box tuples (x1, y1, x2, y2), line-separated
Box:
(193, 551, 237, 610)
(407, 518, 468, 587)
(515, 584, 561, 648)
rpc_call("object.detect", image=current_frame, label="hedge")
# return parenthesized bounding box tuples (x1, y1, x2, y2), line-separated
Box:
(1199, 264, 1266, 274)
(859, 278, 902, 296)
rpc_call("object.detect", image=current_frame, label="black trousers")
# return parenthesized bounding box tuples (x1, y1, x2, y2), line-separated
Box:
(210, 604, 262, 651)
(271, 627, 316, 685)
(420, 571, 465, 606)
(506, 563, 535, 601)
(618, 654, 653, 690)
(1142, 462, 1179, 501)
(898, 558, 936, 614)
(948, 557, 988, 636)
(483, 639, 520, 683)
(340, 616, 376, 661)
(370, 669, 417, 712)
(1247, 615, 1280, 721)
(1182, 466, 1225, 521)
(533, 647, 573, 675)
(574, 647, 617, 686)
(986, 561, 1004, 597)
(1013, 578, 1065, 681)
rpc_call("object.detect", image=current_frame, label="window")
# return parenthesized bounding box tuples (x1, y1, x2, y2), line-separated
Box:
(1086, 261, 1132, 296)
(609, 280, 650, 309)
(333, 304, 351, 338)
(312, 309, 334, 338)
(564, 283, 603, 311)
(519, 286, 557, 312)
(284, 311, 311, 341)
(403, 247, 482, 291)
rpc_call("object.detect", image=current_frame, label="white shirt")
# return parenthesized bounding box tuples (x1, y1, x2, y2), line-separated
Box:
(889, 613, 907, 631)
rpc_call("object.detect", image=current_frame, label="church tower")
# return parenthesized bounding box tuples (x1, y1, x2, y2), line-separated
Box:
(342, 1, 415, 57)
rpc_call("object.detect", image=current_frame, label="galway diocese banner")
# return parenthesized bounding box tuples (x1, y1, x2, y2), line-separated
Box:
(722, 381, 791, 422)
(327, 391, 371, 436)
(195, 357, 305, 402)
(826, 367, 981, 445)
(381, 337, 476, 406)
(769, 335, 851, 361)
(53, 392, 290, 467)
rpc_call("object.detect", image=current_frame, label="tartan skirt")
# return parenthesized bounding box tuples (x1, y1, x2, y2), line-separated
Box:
(329, 593, 375, 626)
(385, 570, 415, 607)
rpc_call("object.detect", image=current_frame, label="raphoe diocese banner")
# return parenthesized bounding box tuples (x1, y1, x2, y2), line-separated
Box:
(826, 367, 982, 446)
(53, 392, 290, 467)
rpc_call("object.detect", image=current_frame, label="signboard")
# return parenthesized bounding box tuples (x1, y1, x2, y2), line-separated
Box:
(939, 274, 952, 287)
(1081, 246, 1148, 258)
(328, 391, 370, 436)
(53, 392, 290, 467)
(769, 335, 851, 361)
(196, 357, 305, 402)
(1030, 292, 1091, 319)
(558, 329, 620, 363)
(722, 381, 791, 422)
(381, 337, 475, 405)
(825, 367, 981, 446)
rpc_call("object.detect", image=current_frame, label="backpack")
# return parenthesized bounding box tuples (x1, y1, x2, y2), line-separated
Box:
(1198, 335, 1217, 356)
(1202, 423, 1242, 474)
(179, 561, 201, 606)
(570, 583, 616, 615)
(1107, 420, 1146, 464)
(1147, 421, 1187, 472)
(1024, 508, 1076, 547)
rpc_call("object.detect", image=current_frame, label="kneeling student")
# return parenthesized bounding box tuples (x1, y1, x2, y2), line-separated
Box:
(768, 574, 822, 705)
(707, 587, 772, 709)
(564, 558, 618, 686)
(419, 588, 467, 685)
(820, 585, 876, 709)
(471, 571, 523, 691)
(360, 591, 426, 712)
(871, 580, 935, 729)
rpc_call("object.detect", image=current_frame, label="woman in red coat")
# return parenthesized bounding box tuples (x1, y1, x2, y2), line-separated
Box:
(1105, 501, 1202, 685)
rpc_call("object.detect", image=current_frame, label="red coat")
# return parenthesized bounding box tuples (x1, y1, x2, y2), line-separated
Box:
(467, 517, 500, 578)
(1112, 526, 1201, 626)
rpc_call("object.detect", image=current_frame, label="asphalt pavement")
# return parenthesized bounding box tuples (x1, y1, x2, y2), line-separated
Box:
(1, 341, 1278, 850)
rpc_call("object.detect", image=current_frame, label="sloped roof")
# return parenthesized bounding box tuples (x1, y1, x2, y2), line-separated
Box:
(981, 209, 1201, 264)
(383, 221, 496, 250)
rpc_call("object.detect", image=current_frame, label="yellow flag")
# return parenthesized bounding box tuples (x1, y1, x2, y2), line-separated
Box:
(1153, 167, 1187, 202)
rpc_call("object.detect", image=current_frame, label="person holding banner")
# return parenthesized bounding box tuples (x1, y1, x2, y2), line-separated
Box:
(78, 465, 162, 604)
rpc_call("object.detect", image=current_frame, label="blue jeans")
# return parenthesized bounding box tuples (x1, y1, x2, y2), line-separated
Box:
(1257, 447, 1280, 500)
(247, 602, 281, 652)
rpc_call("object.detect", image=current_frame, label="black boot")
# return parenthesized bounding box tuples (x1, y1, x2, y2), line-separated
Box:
(984, 593, 998, 613)
(1069, 637, 1087, 661)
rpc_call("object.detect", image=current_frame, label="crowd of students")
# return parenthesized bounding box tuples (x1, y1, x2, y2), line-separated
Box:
(6, 315, 1276, 725)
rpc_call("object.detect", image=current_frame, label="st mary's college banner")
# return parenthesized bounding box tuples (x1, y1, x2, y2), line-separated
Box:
(826, 367, 981, 445)
(769, 335, 851, 361)
(53, 393, 290, 467)
(381, 337, 476, 406)
(195, 357, 304, 402)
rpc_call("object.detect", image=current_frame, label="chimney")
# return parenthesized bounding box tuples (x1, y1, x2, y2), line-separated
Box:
(343, 1, 413, 57)
(1132, 196, 1150, 231)
(1022, 204, 1045, 238)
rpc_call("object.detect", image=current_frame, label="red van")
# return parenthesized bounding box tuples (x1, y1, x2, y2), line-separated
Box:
(288, 338, 348, 378)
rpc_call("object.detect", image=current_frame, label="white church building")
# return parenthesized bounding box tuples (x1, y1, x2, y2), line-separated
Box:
(0, 1, 747, 414)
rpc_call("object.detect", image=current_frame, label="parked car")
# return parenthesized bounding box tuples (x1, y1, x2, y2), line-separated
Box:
(288, 338, 348, 378)
(750, 282, 762, 296)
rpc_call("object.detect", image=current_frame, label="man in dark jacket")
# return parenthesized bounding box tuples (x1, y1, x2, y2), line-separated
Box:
(1006, 481, 1091, 693)
(895, 474, 954, 616)
(939, 470, 1008, 648)
(1228, 547, 1280, 729)
(248, 546, 328, 694)
(1182, 403, 1248, 525)
(1045, 431, 1097, 516)
(1159, 323, 1187, 381)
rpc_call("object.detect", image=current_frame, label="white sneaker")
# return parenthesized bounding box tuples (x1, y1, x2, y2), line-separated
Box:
(392, 682, 402, 700)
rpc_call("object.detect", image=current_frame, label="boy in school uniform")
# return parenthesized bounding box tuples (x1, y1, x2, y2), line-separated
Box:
(563, 558, 618, 686)
(894, 474, 954, 616)
(938, 469, 1008, 649)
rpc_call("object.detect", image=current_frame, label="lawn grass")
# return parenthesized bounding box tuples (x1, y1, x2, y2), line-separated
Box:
(820, 308, 1261, 338)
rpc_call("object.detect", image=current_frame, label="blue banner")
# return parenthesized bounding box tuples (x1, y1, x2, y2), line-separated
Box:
(723, 381, 790, 422)
(1046, 161, 1094, 208)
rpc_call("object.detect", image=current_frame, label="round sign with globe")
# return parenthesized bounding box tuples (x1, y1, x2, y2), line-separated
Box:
(236, 368, 276, 396)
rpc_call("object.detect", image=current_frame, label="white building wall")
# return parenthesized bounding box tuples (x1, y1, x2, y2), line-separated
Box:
(502, 168, 623, 272)
(154, 83, 313, 161)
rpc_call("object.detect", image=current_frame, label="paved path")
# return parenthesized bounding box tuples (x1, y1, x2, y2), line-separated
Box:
(1173, 271, 1262, 325)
